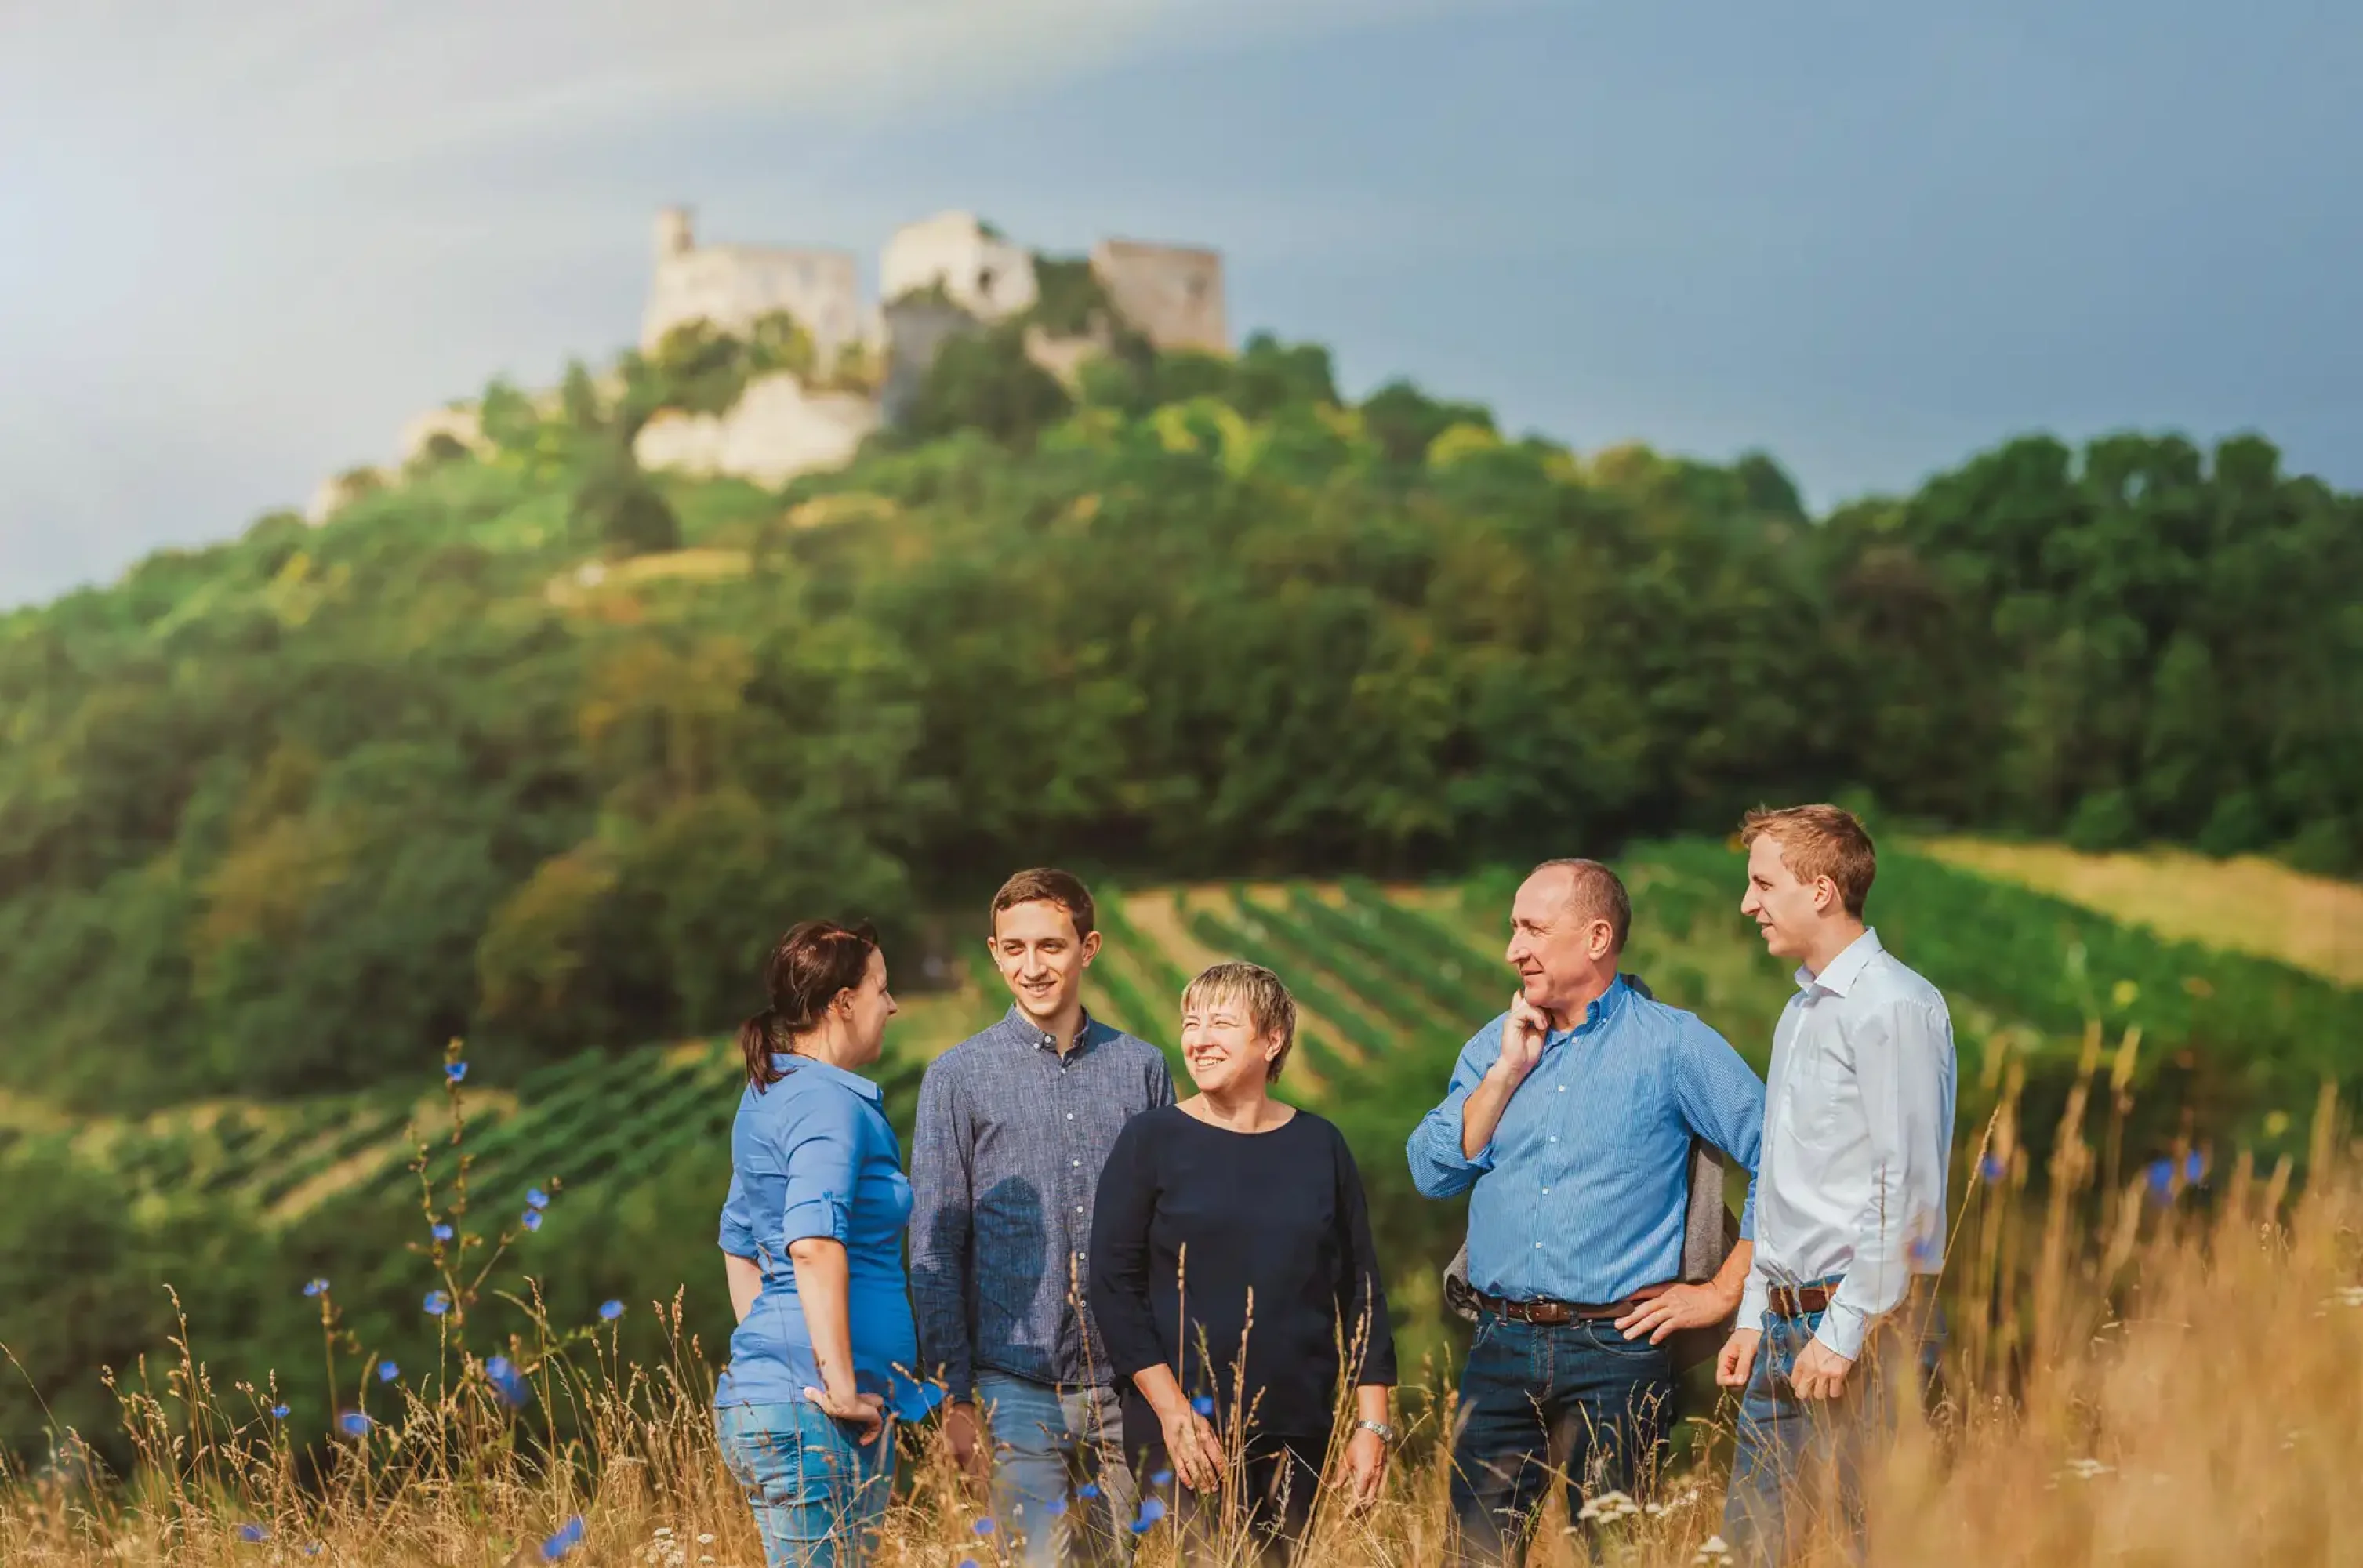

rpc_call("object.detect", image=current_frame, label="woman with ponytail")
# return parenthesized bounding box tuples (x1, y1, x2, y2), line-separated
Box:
(715, 920, 938, 1566)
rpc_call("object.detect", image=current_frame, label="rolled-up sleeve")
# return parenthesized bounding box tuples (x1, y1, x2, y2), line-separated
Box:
(776, 1091, 862, 1247)
(717, 1167, 759, 1258)
(1405, 1023, 1505, 1200)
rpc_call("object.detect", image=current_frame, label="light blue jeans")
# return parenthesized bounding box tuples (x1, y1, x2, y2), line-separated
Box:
(977, 1370, 1136, 1567)
(1721, 1291, 1944, 1568)
(715, 1400, 894, 1567)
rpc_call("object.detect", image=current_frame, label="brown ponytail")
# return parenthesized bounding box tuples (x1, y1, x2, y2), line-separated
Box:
(739, 920, 880, 1091)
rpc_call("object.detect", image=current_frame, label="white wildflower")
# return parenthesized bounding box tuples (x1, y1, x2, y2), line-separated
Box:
(1694, 1536, 1734, 1565)
(2060, 1457, 2113, 1480)
(1574, 1489, 1641, 1523)
(2338, 1286, 2363, 1307)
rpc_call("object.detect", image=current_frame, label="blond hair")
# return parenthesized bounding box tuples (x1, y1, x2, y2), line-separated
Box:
(1180, 960, 1298, 1083)
(1740, 804, 1878, 917)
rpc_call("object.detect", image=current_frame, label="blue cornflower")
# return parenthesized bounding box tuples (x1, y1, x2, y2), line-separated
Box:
(1078, 1482, 1100, 1500)
(1191, 1395, 1214, 1417)
(960, 1561, 980, 1568)
(973, 1517, 997, 1536)
(2185, 1149, 2207, 1183)
(2146, 1157, 2176, 1200)
(598, 1300, 624, 1322)
(521, 1208, 544, 1232)
(1044, 1496, 1067, 1516)
(270, 1403, 289, 1420)
(446, 1062, 468, 1083)
(337, 1410, 371, 1437)
(302, 1278, 329, 1298)
(485, 1355, 532, 1408)
(424, 1290, 452, 1316)
(1134, 1497, 1167, 1530)
(430, 1222, 455, 1243)
(238, 1523, 268, 1544)
(539, 1515, 586, 1562)
(526, 1188, 550, 1210)
(376, 1361, 399, 1383)
(1978, 1153, 2006, 1183)
(1149, 1469, 1174, 1487)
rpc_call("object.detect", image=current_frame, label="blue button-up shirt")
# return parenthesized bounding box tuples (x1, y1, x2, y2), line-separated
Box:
(716, 1054, 939, 1421)
(909, 1007, 1175, 1399)
(1407, 978, 1766, 1305)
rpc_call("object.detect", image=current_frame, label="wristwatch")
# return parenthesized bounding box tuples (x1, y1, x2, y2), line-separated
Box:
(1354, 1417, 1398, 1445)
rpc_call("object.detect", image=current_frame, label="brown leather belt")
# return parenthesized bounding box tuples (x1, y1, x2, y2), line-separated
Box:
(1465, 1282, 1668, 1326)
(1766, 1282, 1838, 1318)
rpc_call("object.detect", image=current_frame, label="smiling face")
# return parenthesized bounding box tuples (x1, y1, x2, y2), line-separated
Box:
(1740, 831, 1834, 962)
(1504, 866, 1616, 1015)
(989, 898, 1101, 1024)
(1178, 988, 1286, 1097)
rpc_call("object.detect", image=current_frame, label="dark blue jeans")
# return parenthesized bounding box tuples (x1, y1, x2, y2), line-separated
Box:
(1447, 1314, 1674, 1566)
(1722, 1297, 1944, 1568)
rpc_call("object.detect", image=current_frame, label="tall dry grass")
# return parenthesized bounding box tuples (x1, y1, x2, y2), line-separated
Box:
(5, 1056, 2358, 1567)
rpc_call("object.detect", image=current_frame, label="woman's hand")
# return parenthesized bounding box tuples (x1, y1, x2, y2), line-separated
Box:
(1158, 1400, 1227, 1491)
(1335, 1425, 1387, 1508)
(804, 1382, 886, 1446)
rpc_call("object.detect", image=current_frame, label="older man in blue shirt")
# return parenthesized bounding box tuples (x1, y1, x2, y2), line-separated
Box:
(1409, 858, 1766, 1566)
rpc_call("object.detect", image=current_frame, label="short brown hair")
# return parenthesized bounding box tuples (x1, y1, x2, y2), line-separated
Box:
(989, 868, 1097, 940)
(1527, 858, 1632, 953)
(1180, 961, 1298, 1083)
(1740, 804, 1878, 917)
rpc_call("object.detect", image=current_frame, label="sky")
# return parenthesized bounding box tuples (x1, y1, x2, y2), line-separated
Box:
(2, 0, 2357, 607)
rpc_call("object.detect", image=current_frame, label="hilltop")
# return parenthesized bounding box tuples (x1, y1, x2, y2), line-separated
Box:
(0, 314, 2357, 1121)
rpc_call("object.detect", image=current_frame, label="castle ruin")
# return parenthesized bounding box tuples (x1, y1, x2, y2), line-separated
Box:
(319, 207, 1228, 519)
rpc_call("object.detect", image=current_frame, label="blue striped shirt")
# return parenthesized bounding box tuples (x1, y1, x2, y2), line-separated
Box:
(1407, 978, 1766, 1305)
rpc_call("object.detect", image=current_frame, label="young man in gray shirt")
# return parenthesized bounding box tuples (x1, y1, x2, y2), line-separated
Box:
(910, 869, 1176, 1566)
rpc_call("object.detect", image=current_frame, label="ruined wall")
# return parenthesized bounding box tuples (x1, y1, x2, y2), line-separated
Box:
(398, 404, 486, 465)
(1091, 239, 1227, 354)
(641, 209, 866, 357)
(881, 211, 1039, 321)
(633, 372, 880, 487)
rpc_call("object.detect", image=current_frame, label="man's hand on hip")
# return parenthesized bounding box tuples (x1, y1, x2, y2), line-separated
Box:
(1615, 1279, 1739, 1345)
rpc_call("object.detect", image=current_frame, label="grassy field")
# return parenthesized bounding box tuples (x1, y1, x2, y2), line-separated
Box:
(5, 1071, 2356, 1566)
(1918, 836, 2363, 986)
(4, 837, 2359, 1562)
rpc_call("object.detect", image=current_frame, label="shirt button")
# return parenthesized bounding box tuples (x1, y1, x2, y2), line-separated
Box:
(1534, 1242, 1542, 1249)
(1541, 1187, 1550, 1196)
(1076, 1204, 1084, 1214)
(1558, 1085, 1566, 1092)
(1066, 1112, 1075, 1120)
(1073, 1159, 1081, 1167)
(1549, 1135, 1558, 1142)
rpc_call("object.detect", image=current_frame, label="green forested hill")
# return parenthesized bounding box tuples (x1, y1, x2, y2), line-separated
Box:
(2, 328, 2358, 1113)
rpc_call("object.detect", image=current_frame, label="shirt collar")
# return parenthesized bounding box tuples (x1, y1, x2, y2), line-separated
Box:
(1550, 975, 1630, 1040)
(1000, 1002, 1101, 1055)
(1795, 927, 1882, 998)
(768, 1051, 884, 1102)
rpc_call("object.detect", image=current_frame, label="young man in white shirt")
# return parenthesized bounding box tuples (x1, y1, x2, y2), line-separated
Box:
(1715, 805, 1955, 1566)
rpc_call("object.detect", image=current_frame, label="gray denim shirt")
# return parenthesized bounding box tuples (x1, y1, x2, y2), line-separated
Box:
(909, 1006, 1175, 1399)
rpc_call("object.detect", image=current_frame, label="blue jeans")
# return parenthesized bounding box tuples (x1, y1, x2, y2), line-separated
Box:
(1448, 1314, 1675, 1566)
(977, 1370, 1136, 1567)
(715, 1400, 894, 1568)
(1721, 1295, 1944, 1568)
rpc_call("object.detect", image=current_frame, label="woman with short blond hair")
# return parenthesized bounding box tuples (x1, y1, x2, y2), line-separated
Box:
(1087, 962, 1397, 1565)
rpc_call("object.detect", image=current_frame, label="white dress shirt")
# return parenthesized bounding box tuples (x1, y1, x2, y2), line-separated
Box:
(1739, 927, 1955, 1362)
